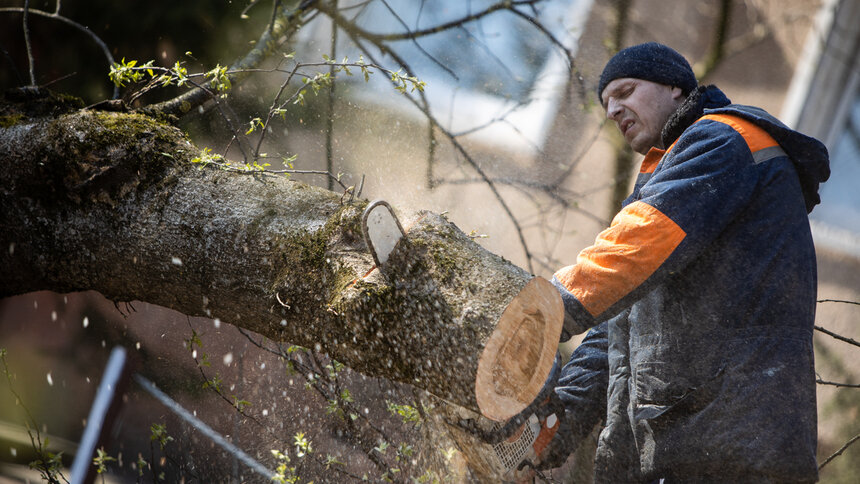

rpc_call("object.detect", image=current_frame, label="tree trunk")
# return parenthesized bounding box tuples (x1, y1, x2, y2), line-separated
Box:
(0, 92, 562, 421)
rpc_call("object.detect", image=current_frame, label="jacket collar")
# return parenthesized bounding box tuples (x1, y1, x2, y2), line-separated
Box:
(661, 85, 731, 148)
(658, 85, 829, 213)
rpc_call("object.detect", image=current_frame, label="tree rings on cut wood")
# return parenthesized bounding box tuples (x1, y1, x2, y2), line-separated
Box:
(475, 276, 563, 421)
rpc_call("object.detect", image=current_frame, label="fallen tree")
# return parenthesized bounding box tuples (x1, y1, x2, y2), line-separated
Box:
(0, 89, 562, 423)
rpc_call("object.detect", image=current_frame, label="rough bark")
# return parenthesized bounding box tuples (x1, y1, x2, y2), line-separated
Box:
(0, 91, 562, 420)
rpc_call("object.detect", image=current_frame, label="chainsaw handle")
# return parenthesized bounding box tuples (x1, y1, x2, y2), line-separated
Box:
(448, 411, 534, 444)
(452, 352, 563, 444)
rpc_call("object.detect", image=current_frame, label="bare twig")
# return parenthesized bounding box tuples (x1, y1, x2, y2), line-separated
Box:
(235, 327, 402, 480)
(183, 320, 268, 429)
(251, 60, 301, 159)
(550, 118, 609, 188)
(377, 0, 457, 79)
(340, 0, 544, 42)
(506, 4, 584, 96)
(815, 325, 860, 349)
(816, 379, 860, 389)
(438, 176, 609, 226)
(327, 6, 339, 191)
(148, 0, 320, 118)
(426, 118, 437, 189)
(22, 0, 36, 87)
(0, 5, 118, 97)
(819, 434, 860, 470)
(694, 0, 733, 80)
(1, 350, 68, 483)
(328, 8, 537, 272)
(818, 298, 860, 306)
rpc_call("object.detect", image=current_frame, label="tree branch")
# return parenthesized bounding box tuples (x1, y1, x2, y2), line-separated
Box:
(818, 298, 860, 306)
(337, 0, 544, 42)
(816, 379, 860, 389)
(0, 5, 118, 97)
(146, 0, 320, 118)
(0, 105, 561, 421)
(815, 325, 860, 349)
(819, 434, 860, 470)
(693, 0, 732, 80)
(22, 0, 36, 87)
(326, 8, 537, 272)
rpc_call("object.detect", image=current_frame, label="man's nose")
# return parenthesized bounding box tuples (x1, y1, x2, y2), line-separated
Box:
(605, 99, 622, 120)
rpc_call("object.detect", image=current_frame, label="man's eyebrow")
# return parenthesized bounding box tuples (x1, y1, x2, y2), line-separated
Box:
(602, 80, 634, 106)
(601, 83, 621, 107)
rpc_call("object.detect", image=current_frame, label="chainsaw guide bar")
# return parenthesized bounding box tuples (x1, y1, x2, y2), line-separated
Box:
(361, 200, 406, 269)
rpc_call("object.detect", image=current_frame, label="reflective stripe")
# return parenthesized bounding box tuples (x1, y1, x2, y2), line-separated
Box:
(752, 145, 788, 164)
(698, 113, 781, 161)
(554, 201, 686, 317)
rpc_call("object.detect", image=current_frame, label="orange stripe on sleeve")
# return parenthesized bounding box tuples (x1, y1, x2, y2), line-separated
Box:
(698, 114, 778, 153)
(554, 201, 686, 317)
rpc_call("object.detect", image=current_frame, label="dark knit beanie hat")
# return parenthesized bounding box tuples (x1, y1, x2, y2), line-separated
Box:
(598, 42, 698, 99)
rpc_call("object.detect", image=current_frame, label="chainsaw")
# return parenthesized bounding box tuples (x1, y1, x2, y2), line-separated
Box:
(361, 200, 568, 481)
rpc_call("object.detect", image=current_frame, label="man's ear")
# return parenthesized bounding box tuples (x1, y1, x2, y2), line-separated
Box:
(671, 86, 684, 100)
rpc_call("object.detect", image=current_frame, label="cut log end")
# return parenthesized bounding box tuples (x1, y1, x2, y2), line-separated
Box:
(475, 276, 563, 421)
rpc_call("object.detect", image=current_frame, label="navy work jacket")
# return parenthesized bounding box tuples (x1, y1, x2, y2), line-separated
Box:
(552, 85, 829, 482)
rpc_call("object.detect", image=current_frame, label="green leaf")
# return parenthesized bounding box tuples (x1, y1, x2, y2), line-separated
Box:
(286, 344, 305, 354)
(93, 447, 116, 474)
(324, 454, 345, 469)
(373, 441, 389, 454)
(233, 397, 251, 411)
(294, 432, 312, 458)
(246, 117, 264, 135)
(136, 455, 148, 477)
(150, 423, 174, 450)
(386, 401, 421, 426)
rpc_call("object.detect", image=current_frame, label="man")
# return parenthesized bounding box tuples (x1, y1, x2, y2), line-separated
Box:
(542, 43, 830, 482)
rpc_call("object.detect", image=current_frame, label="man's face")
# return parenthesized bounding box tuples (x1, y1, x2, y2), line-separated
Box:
(601, 78, 684, 155)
